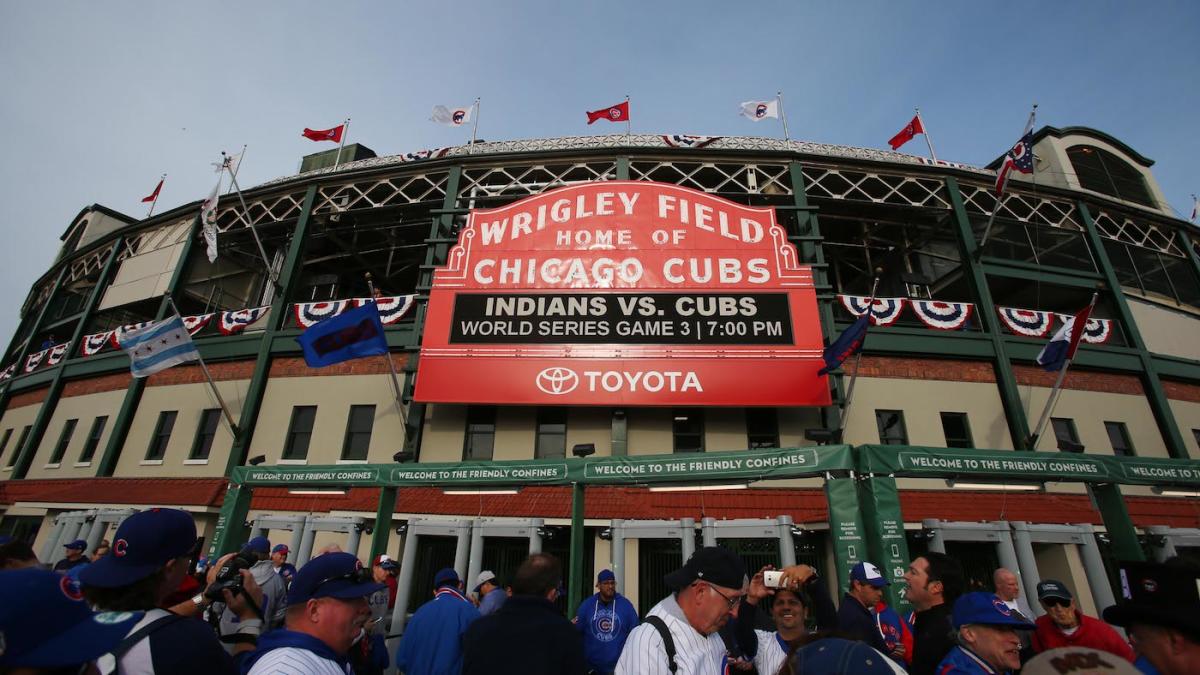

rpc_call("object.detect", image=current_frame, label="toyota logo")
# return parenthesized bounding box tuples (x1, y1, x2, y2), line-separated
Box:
(536, 367, 579, 395)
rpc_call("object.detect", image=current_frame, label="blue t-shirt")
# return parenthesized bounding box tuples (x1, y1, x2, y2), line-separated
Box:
(574, 592, 639, 673)
(478, 587, 507, 616)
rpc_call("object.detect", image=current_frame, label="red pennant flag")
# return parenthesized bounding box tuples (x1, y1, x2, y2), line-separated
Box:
(586, 101, 630, 125)
(302, 125, 345, 142)
(141, 178, 164, 203)
(888, 115, 924, 150)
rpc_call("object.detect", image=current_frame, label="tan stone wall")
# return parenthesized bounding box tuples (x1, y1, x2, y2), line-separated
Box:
(842, 377, 1013, 449)
(24, 389, 126, 479)
(113, 380, 249, 477)
(1018, 385, 1166, 458)
(0, 403, 44, 479)
(1128, 298, 1200, 362)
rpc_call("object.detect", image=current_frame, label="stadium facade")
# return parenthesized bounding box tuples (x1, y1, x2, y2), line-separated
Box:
(1, 128, 1199, 622)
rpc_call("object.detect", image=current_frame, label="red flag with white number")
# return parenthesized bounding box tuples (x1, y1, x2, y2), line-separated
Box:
(888, 115, 925, 150)
(586, 101, 629, 125)
(302, 125, 345, 142)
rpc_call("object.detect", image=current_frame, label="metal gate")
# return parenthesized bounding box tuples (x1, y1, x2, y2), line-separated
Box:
(637, 538, 684, 615)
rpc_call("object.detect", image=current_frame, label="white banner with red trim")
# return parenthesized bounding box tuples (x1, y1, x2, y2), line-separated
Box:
(997, 307, 1054, 337)
(0, 363, 14, 380)
(1056, 313, 1112, 344)
(219, 306, 270, 335)
(294, 300, 352, 329)
(838, 295, 907, 326)
(352, 295, 415, 325)
(183, 314, 214, 336)
(24, 348, 48, 373)
(910, 300, 974, 330)
(81, 331, 114, 356)
(45, 343, 68, 366)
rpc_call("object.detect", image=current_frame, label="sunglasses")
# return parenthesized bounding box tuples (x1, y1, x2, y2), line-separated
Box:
(1041, 597, 1070, 608)
(314, 566, 373, 592)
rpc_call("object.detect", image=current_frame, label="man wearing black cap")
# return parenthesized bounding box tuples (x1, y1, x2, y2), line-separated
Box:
(937, 592, 1036, 674)
(53, 538, 90, 572)
(615, 546, 748, 675)
(243, 551, 387, 675)
(78, 507, 264, 674)
(1031, 579, 1133, 661)
(395, 566, 481, 675)
(1102, 559, 1200, 675)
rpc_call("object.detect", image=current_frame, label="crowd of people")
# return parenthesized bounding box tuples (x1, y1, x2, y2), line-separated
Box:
(1, 506, 1198, 675)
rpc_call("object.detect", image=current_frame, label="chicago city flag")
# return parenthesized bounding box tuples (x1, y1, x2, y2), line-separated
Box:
(119, 315, 200, 378)
(431, 105, 473, 126)
(739, 99, 779, 121)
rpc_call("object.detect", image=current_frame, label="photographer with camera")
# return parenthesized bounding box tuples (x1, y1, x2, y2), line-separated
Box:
(212, 535, 288, 642)
(79, 507, 264, 674)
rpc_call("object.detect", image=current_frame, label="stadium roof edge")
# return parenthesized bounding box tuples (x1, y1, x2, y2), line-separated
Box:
(985, 125, 1155, 170)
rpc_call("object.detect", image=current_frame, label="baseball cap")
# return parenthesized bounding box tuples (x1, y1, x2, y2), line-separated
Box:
(597, 569, 615, 583)
(473, 570, 497, 593)
(78, 508, 196, 588)
(663, 546, 747, 591)
(272, 544, 290, 555)
(0, 568, 143, 668)
(434, 567, 461, 587)
(850, 561, 890, 588)
(952, 592, 1037, 629)
(1021, 647, 1140, 675)
(1103, 560, 1200, 638)
(64, 539, 87, 551)
(243, 536, 271, 555)
(373, 554, 399, 571)
(286, 552, 386, 606)
(787, 637, 906, 675)
(1036, 580, 1073, 602)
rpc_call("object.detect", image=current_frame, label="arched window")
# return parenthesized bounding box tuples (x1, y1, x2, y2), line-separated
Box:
(1066, 145, 1155, 207)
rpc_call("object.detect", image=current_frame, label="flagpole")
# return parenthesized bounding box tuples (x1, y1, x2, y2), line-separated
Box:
(365, 273, 408, 429)
(468, 98, 481, 154)
(165, 295, 240, 436)
(223, 152, 280, 290)
(625, 95, 631, 137)
(777, 91, 790, 141)
(916, 108, 937, 162)
(226, 144, 247, 195)
(1027, 290, 1098, 449)
(836, 272, 881, 440)
(334, 117, 350, 168)
(147, 173, 166, 218)
(978, 104, 1037, 252)
(1191, 193, 1197, 223)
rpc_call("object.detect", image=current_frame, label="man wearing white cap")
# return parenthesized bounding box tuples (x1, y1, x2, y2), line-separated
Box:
(474, 570, 506, 616)
(837, 561, 894, 657)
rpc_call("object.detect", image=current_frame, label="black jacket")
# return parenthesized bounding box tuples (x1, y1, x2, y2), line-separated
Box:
(835, 593, 888, 654)
(462, 595, 587, 675)
(910, 602, 957, 675)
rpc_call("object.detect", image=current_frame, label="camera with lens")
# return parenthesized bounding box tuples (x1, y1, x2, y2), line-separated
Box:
(204, 551, 255, 601)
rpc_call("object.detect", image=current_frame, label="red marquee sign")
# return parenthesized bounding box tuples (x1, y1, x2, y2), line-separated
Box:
(414, 181, 830, 406)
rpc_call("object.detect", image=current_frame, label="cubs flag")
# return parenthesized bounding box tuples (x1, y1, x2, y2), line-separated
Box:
(302, 124, 344, 142)
(888, 115, 924, 150)
(119, 315, 200, 378)
(586, 101, 629, 124)
(739, 99, 779, 121)
(1036, 302, 1094, 372)
(141, 177, 164, 203)
(296, 300, 389, 368)
(201, 177, 220, 263)
(431, 104, 473, 126)
(818, 314, 869, 375)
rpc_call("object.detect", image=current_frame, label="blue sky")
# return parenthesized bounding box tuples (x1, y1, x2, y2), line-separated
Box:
(0, 1, 1197, 344)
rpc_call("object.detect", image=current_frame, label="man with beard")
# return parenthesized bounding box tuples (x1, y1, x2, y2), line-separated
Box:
(573, 569, 639, 674)
(244, 552, 386, 675)
(616, 546, 748, 675)
(735, 564, 836, 675)
(937, 592, 1035, 674)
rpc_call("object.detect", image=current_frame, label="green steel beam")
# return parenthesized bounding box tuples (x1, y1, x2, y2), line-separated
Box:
(567, 482, 586, 617)
(1089, 483, 1144, 562)
(1077, 202, 1188, 458)
(208, 481, 253, 560)
(369, 486, 397, 562)
(1151, 354, 1200, 381)
(11, 241, 122, 479)
(615, 157, 630, 180)
(225, 185, 318, 475)
(980, 262, 1104, 289)
(945, 178, 1031, 448)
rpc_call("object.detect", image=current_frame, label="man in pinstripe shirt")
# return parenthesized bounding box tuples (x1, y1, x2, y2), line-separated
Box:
(615, 547, 748, 675)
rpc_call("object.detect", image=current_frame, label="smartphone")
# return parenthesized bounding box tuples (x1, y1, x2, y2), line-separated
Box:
(763, 570, 784, 588)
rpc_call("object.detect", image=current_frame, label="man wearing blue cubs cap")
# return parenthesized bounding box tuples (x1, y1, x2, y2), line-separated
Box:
(0, 567, 143, 671)
(79, 507, 264, 673)
(244, 551, 386, 674)
(573, 568, 639, 674)
(937, 592, 1035, 674)
(836, 561, 894, 658)
(271, 543, 297, 586)
(787, 637, 907, 674)
(53, 538, 90, 572)
(396, 566, 480, 675)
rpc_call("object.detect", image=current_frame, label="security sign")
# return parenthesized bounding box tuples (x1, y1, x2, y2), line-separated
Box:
(414, 181, 829, 406)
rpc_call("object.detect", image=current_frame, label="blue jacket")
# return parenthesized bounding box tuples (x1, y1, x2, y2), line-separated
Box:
(396, 589, 480, 675)
(573, 592, 638, 673)
(936, 645, 1005, 674)
(836, 593, 889, 655)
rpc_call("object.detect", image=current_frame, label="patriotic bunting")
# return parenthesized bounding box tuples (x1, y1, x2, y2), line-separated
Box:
(997, 307, 1054, 337)
(46, 343, 68, 366)
(838, 295, 906, 326)
(0, 363, 14, 380)
(294, 300, 352, 329)
(1056, 313, 1112, 344)
(183, 314, 214, 336)
(910, 300, 974, 330)
(82, 331, 113, 356)
(24, 348, 48, 373)
(661, 135, 722, 149)
(399, 148, 450, 162)
(219, 306, 270, 335)
(354, 294, 416, 325)
(113, 322, 153, 348)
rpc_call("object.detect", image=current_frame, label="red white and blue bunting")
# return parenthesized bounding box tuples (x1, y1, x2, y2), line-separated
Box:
(1056, 313, 1113, 344)
(0, 363, 14, 381)
(294, 300, 352, 329)
(997, 307, 1054, 337)
(24, 348, 48, 373)
(910, 300, 974, 330)
(46, 343, 68, 367)
(661, 135, 722, 149)
(219, 306, 270, 335)
(353, 295, 416, 325)
(183, 314, 214, 336)
(113, 322, 153, 348)
(399, 147, 450, 162)
(838, 295, 907, 326)
(81, 331, 113, 356)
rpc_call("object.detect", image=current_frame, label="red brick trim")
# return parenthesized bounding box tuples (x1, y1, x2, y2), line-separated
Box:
(1012, 365, 1145, 395)
(846, 356, 997, 383)
(6, 386, 49, 411)
(146, 361, 255, 387)
(1162, 379, 1200, 404)
(0, 477, 227, 508)
(62, 372, 133, 397)
(268, 356, 400, 378)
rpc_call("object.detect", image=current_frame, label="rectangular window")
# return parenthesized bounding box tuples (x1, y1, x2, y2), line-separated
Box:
(7, 426, 32, 468)
(1051, 418, 1080, 446)
(49, 419, 78, 464)
(189, 409, 222, 460)
(535, 408, 567, 459)
(875, 410, 908, 445)
(673, 409, 705, 453)
(341, 405, 376, 461)
(145, 411, 178, 461)
(463, 406, 496, 460)
(746, 408, 780, 449)
(940, 412, 973, 449)
(79, 416, 108, 464)
(283, 406, 318, 460)
(0, 429, 12, 466)
(1105, 421, 1135, 457)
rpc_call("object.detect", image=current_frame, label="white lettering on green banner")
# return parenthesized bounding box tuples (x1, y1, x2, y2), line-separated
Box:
(1120, 461, 1200, 484)
(584, 448, 818, 482)
(246, 468, 382, 485)
(390, 463, 568, 484)
(899, 451, 1105, 479)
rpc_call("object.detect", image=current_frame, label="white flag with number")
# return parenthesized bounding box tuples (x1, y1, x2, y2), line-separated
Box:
(201, 177, 220, 263)
(739, 99, 779, 121)
(118, 315, 200, 378)
(431, 104, 473, 126)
